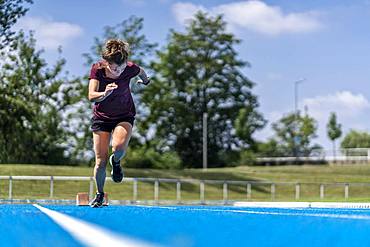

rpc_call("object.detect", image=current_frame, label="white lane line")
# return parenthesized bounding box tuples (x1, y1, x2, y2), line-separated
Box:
(193, 208, 370, 220)
(133, 205, 177, 210)
(234, 202, 312, 208)
(134, 205, 370, 221)
(33, 204, 156, 247)
(234, 201, 370, 209)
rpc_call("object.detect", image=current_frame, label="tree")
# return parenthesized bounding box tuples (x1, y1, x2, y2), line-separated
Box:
(0, 32, 81, 164)
(341, 130, 370, 149)
(256, 139, 285, 157)
(141, 12, 265, 168)
(83, 15, 156, 69)
(272, 112, 319, 157)
(326, 112, 342, 159)
(0, 0, 33, 50)
(235, 106, 267, 149)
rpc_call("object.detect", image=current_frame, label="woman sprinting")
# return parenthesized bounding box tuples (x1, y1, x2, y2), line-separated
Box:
(88, 39, 150, 207)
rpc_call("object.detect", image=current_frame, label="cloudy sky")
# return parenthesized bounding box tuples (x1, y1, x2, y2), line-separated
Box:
(13, 0, 370, 150)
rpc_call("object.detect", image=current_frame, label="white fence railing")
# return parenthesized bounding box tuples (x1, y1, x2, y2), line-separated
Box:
(0, 176, 369, 204)
(257, 148, 370, 164)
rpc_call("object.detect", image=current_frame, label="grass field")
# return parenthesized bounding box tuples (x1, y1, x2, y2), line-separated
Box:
(1, 164, 370, 202)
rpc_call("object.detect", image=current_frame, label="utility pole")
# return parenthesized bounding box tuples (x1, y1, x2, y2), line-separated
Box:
(293, 78, 306, 161)
(203, 112, 208, 170)
(294, 78, 306, 114)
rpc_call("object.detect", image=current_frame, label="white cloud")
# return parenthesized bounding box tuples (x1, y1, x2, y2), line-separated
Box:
(172, 2, 206, 25)
(255, 91, 370, 149)
(172, 1, 323, 35)
(303, 91, 370, 119)
(303, 91, 370, 149)
(15, 16, 83, 49)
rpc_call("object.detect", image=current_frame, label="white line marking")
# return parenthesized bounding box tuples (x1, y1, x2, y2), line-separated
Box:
(182, 208, 370, 220)
(33, 204, 156, 247)
(132, 205, 370, 221)
(133, 205, 177, 210)
(234, 202, 313, 208)
(234, 201, 370, 209)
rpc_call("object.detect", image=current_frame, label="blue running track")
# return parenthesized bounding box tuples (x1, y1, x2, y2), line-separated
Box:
(2, 204, 370, 247)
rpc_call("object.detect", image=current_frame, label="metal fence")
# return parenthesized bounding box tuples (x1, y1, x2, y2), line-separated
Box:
(1, 176, 369, 204)
(257, 148, 370, 165)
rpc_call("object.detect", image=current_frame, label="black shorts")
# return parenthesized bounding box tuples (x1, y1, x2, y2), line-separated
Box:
(91, 116, 135, 133)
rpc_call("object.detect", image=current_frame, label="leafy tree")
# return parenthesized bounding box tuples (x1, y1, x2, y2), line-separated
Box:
(235, 106, 267, 149)
(141, 12, 265, 168)
(0, 32, 81, 164)
(341, 130, 370, 149)
(83, 15, 157, 69)
(272, 112, 319, 156)
(0, 0, 33, 50)
(256, 139, 285, 157)
(326, 112, 342, 158)
(75, 16, 157, 163)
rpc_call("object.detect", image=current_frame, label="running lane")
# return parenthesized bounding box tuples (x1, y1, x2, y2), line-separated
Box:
(45, 205, 370, 247)
(0, 204, 81, 247)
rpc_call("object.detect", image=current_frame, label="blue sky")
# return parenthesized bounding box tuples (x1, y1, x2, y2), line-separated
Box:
(13, 0, 370, 150)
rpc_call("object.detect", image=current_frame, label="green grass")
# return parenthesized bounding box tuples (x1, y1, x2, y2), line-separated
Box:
(1, 164, 370, 202)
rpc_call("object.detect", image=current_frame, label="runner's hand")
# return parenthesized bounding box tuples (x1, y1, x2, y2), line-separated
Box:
(104, 83, 118, 96)
(137, 78, 151, 85)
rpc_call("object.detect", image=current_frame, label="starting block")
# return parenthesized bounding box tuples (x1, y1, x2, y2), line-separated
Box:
(76, 192, 109, 206)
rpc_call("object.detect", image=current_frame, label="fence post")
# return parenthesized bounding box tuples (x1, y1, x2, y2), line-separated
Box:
(154, 180, 159, 204)
(50, 176, 54, 198)
(8, 176, 12, 200)
(223, 182, 228, 204)
(247, 183, 252, 200)
(133, 178, 138, 202)
(295, 183, 300, 200)
(345, 184, 349, 201)
(320, 184, 325, 199)
(271, 183, 276, 201)
(200, 181, 205, 204)
(176, 180, 181, 204)
(89, 177, 94, 200)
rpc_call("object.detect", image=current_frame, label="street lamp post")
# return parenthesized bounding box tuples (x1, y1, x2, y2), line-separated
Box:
(294, 78, 306, 114)
(293, 78, 306, 161)
(203, 112, 208, 170)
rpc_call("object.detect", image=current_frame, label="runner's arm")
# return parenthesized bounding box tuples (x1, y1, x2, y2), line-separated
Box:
(137, 67, 151, 85)
(88, 79, 116, 102)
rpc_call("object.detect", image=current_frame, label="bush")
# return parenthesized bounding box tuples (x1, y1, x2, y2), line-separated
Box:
(214, 150, 240, 167)
(211, 149, 257, 167)
(341, 130, 370, 149)
(124, 147, 182, 169)
(238, 149, 257, 166)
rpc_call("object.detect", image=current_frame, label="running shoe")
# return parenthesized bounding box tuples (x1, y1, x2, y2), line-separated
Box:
(90, 192, 105, 208)
(110, 154, 124, 183)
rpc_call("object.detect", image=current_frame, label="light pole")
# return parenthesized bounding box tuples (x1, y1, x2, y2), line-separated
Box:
(293, 78, 306, 161)
(294, 78, 306, 114)
(203, 112, 208, 170)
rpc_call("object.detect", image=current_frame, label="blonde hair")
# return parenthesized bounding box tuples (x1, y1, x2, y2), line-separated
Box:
(101, 39, 130, 65)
